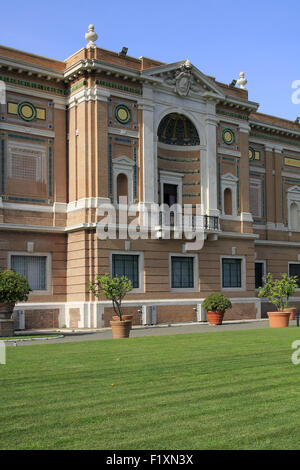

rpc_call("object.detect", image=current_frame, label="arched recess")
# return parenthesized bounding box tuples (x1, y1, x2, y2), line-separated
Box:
(224, 188, 233, 215)
(290, 202, 299, 231)
(117, 173, 128, 203)
(156, 113, 201, 212)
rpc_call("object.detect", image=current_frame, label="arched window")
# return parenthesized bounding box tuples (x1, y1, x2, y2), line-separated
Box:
(290, 202, 299, 231)
(224, 188, 233, 215)
(117, 173, 128, 203)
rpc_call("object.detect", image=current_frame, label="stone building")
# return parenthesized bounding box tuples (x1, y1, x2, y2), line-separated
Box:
(1, 26, 300, 329)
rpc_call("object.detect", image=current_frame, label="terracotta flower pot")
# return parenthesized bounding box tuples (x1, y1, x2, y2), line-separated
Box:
(0, 302, 15, 320)
(112, 315, 133, 329)
(206, 310, 225, 325)
(283, 308, 297, 320)
(110, 320, 131, 339)
(268, 311, 290, 328)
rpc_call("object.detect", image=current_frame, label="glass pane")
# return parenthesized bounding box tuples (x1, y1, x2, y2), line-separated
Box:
(171, 257, 193, 288)
(112, 255, 139, 288)
(11, 255, 47, 290)
(222, 259, 242, 288)
(289, 264, 300, 288)
(255, 263, 264, 289)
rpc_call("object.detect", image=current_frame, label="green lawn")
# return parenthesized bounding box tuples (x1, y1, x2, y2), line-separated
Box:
(1, 327, 300, 450)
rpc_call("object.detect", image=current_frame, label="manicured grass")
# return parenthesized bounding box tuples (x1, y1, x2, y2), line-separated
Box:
(1, 327, 300, 450)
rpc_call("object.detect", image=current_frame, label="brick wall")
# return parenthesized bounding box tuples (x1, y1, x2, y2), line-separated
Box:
(25, 309, 59, 329)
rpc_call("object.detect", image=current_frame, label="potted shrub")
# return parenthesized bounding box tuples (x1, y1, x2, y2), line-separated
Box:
(202, 293, 232, 325)
(258, 273, 298, 328)
(0, 269, 31, 319)
(89, 274, 133, 338)
(0, 269, 31, 337)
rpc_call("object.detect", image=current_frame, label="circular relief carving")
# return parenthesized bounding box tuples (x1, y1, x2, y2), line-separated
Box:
(222, 128, 235, 145)
(115, 104, 131, 124)
(18, 101, 37, 122)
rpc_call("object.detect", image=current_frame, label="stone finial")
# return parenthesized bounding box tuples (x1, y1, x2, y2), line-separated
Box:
(237, 72, 247, 89)
(85, 24, 98, 48)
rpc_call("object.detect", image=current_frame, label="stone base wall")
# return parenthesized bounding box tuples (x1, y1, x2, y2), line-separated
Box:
(156, 305, 197, 324)
(0, 319, 14, 337)
(25, 310, 59, 329)
(224, 303, 257, 321)
(103, 306, 142, 328)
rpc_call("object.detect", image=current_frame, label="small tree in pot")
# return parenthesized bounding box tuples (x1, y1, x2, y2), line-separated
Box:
(258, 273, 298, 328)
(0, 269, 31, 319)
(89, 274, 133, 338)
(202, 293, 232, 325)
(0, 269, 31, 337)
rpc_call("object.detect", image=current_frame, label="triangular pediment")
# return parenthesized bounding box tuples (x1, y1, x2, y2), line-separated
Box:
(287, 185, 300, 193)
(141, 60, 225, 98)
(112, 155, 135, 167)
(221, 173, 238, 182)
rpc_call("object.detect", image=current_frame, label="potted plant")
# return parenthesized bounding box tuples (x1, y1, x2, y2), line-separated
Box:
(0, 269, 31, 337)
(89, 274, 133, 338)
(258, 273, 298, 328)
(202, 293, 232, 325)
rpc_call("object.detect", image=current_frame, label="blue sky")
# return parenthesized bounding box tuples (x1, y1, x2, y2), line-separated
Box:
(1, 0, 299, 120)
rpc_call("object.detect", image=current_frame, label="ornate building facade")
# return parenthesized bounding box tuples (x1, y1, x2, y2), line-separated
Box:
(1, 26, 300, 329)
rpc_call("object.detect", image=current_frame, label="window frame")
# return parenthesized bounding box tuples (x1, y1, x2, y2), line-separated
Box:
(288, 262, 300, 289)
(255, 260, 266, 290)
(8, 252, 52, 295)
(110, 251, 144, 293)
(220, 255, 246, 292)
(169, 253, 198, 292)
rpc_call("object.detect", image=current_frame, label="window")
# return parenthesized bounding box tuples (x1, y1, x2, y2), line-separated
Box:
(289, 263, 300, 288)
(255, 262, 265, 289)
(117, 173, 128, 203)
(171, 256, 194, 289)
(222, 258, 242, 288)
(112, 254, 139, 288)
(11, 255, 47, 291)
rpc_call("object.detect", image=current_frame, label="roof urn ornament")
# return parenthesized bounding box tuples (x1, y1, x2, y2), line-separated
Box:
(237, 72, 247, 89)
(85, 24, 98, 48)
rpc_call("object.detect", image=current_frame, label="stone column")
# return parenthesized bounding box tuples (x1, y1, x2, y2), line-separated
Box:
(204, 108, 219, 217)
(138, 86, 156, 225)
(239, 125, 253, 229)
(140, 86, 156, 205)
(274, 147, 284, 228)
(264, 146, 275, 225)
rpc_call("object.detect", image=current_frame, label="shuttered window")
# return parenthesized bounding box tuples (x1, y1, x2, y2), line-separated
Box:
(11, 255, 47, 290)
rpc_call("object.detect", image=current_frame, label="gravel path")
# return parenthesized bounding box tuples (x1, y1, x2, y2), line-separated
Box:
(4, 319, 275, 347)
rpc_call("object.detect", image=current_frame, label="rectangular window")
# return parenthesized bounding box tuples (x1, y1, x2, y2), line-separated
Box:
(289, 264, 300, 288)
(171, 256, 194, 289)
(11, 255, 47, 291)
(222, 258, 242, 288)
(255, 262, 264, 289)
(112, 254, 139, 288)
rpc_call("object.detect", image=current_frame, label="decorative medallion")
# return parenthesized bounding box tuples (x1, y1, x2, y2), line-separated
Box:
(249, 147, 255, 160)
(222, 128, 235, 145)
(18, 101, 37, 122)
(115, 104, 131, 124)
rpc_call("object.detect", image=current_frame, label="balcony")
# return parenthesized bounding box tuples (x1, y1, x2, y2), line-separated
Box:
(157, 211, 220, 233)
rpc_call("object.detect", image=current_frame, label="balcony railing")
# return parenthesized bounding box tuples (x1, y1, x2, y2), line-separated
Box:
(158, 212, 220, 231)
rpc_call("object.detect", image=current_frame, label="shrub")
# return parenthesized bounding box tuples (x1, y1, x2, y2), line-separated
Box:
(202, 293, 232, 312)
(258, 273, 298, 311)
(0, 269, 31, 303)
(89, 274, 133, 321)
